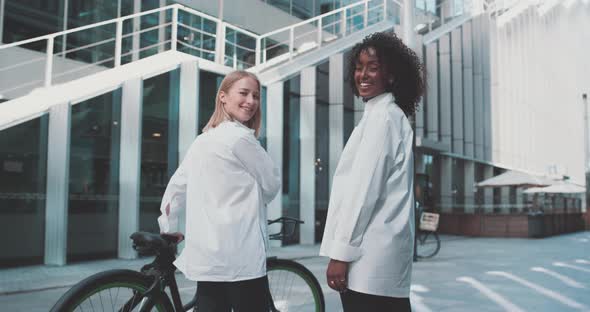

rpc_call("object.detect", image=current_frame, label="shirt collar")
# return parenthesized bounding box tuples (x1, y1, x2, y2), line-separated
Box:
(363, 92, 393, 115)
(224, 119, 255, 135)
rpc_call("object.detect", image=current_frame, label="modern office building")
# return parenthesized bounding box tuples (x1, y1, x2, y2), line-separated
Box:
(0, 0, 588, 267)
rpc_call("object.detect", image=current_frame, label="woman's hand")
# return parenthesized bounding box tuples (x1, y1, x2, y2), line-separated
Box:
(326, 259, 349, 292)
(165, 232, 185, 243)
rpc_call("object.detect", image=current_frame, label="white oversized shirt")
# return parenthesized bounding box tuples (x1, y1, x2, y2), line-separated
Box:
(319, 93, 415, 298)
(158, 120, 281, 282)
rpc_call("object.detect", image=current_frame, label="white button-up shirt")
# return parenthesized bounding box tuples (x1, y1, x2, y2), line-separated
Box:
(320, 93, 415, 298)
(158, 120, 281, 282)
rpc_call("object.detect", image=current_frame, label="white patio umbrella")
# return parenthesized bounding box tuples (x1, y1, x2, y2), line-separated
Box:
(476, 170, 555, 188)
(523, 181, 586, 194)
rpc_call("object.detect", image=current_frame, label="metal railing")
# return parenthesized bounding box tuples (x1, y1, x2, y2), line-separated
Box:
(0, 0, 395, 100)
(413, 0, 495, 33)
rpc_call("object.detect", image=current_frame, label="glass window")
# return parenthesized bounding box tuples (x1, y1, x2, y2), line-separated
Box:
(0, 116, 48, 267)
(198, 71, 224, 134)
(3, 0, 64, 46)
(259, 86, 268, 148)
(451, 158, 464, 212)
(64, 1, 119, 66)
(139, 70, 180, 233)
(67, 90, 121, 262)
(315, 61, 330, 243)
(342, 50, 355, 144)
(282, 75, 301, 245)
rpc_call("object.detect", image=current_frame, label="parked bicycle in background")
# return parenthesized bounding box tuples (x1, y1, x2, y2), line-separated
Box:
(415, 201, 441, 260)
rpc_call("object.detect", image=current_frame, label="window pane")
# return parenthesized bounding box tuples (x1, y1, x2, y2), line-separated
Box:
(67, 91, 121, 262)
(140, 70, 180, 233)
(0, 116, 48, 267)
(282, 75, 301, 245)
(315, 61, 330, 243)
(198, 71, 224, 134)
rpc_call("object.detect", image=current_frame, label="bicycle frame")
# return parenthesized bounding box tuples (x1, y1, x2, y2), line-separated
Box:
(126, 217, 307, 312)
(129, 241, 189, 312)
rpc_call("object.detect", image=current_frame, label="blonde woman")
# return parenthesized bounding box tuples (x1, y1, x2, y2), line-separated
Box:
(158, 70, 281, 311)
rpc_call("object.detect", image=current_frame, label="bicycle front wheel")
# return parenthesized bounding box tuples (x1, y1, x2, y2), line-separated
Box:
(416, 231, 441, 259)
(50, 269, 174, 312)
(267, 258, 325, 312)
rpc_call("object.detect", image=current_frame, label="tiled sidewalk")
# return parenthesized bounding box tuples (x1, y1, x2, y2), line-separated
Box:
(0, 244, 321, 295)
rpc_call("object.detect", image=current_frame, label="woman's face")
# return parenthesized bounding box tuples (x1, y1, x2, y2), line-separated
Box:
(220, 77, 260, 124)
(354, 47, 389, 98)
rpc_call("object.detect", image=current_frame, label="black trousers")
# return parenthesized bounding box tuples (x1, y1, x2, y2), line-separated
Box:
(195, 276, 269, 312)
(340, 289, 412, 312)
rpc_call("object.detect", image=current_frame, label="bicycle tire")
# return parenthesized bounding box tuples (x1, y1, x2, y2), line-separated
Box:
(50, 269, 174, 312)
(416, 231, 441, 259)
(267, 258, 325, 312)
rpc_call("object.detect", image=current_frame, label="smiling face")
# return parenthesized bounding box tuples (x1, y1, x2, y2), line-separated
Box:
(219, 77, 260, 124)
(354, 47, 390, 99)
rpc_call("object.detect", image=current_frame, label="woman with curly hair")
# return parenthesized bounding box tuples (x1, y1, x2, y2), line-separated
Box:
(319, 31, 425, 311)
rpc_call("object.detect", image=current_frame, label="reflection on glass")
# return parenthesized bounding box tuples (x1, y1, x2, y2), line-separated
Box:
(3, 1, 63, 46)
(0, 116, 48, 267)
(64, 1, 119, 66)
(67, 91, 121, 262)
(315, 61, 330, 243)
(140, 70, 180, 233)
(283, 75, 301, 245)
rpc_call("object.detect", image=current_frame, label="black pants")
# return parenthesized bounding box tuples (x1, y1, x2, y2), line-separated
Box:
(195, 276, 269, 312)
(340, 289, 411, 312)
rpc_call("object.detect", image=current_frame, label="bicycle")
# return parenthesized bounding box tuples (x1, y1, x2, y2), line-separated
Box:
(50, 217, 325, 312)
(415, 205, 441, 259)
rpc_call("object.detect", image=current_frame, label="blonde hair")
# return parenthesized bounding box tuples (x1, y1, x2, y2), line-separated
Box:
(203, 71, 262, 137)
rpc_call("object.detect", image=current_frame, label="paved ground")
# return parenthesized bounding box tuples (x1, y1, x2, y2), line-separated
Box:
(1, 232, 589, 311)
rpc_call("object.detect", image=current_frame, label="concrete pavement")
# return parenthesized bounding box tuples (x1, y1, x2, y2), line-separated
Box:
(1, 232, 589, 311)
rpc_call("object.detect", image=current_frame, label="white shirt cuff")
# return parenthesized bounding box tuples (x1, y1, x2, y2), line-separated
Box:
(158, 215, 178, 233)
(325, 239, 362, 262)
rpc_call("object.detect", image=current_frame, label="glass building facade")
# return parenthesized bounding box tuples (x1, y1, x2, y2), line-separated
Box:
(0, 116, 48, 267)
(67, 91, 121, 262)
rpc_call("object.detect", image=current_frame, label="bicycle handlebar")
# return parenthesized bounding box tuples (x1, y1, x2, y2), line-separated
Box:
(267, 217, 304, 241)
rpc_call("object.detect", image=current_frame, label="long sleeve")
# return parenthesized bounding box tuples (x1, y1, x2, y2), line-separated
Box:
(158, 164, 187, 233)
(232, 135, 281, 204)
(329, 114, 404, 262)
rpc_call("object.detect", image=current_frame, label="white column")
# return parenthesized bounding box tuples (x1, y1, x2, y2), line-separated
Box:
(176, 60, 199, 250)
(118, 78, 142, 259)
(266, 82, 283, 246)
(44, 102, 71, 265)
(451, 28, 464, 154)
(158, 0, 167, 53)
(439, 34, 452, 147)
(462, 21, 475, 157)
(402, 0, 415, 48)
(473, 16, 484, 160)
(482, 13, 492, 162)
(178, 61, 199, 160)
(464, 161, 475, 213)
(132, 0, 141, 62)
(440, 156, 453, 213)
(426, 42, 439, 141)
(300, 66, 316, 245)
(329, 54, 344, 190)
(483, 166, 494, 213)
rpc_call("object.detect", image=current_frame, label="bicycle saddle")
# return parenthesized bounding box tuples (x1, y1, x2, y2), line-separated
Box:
(130, 232, 175, 253)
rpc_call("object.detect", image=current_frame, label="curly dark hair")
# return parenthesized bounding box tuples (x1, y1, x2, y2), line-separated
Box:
(347, 31, 425, 117)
